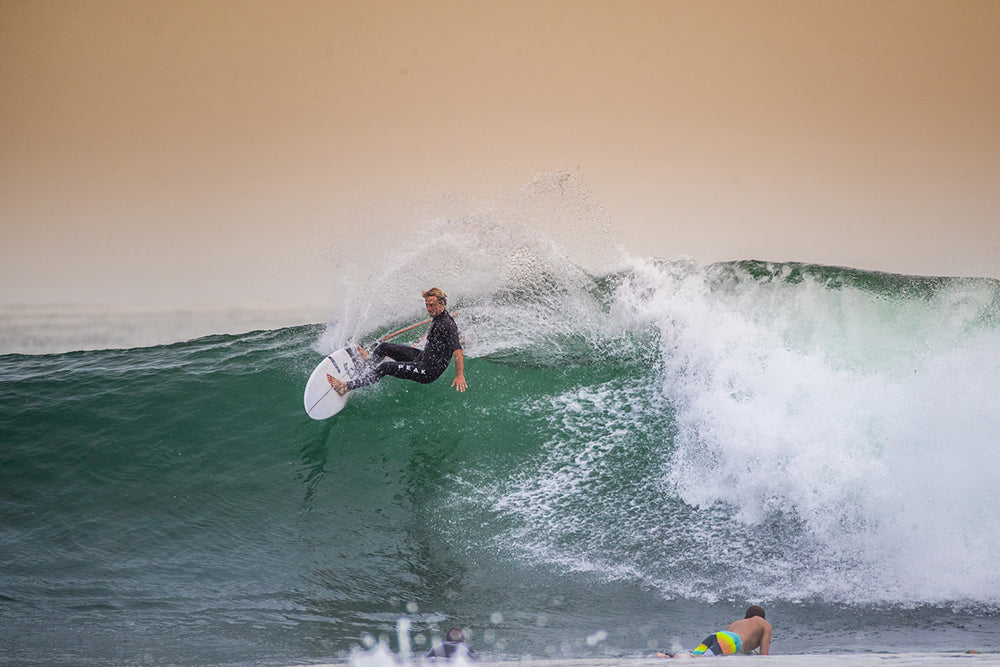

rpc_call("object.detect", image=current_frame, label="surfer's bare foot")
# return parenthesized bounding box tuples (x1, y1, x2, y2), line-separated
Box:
(326, 373, 348, 396)
(357, 345, 369, 362)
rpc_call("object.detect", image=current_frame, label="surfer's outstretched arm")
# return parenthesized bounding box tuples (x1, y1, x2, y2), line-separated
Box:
(451, 350, 467, 392)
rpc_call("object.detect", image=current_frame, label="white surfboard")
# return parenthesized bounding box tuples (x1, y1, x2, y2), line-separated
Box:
(303, 347, 366, 420)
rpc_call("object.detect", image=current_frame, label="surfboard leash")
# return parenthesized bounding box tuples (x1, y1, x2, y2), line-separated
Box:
(377, 310, 461, 345)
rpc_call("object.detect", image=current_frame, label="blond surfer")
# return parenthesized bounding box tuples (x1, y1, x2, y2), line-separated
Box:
(327, 288, 466, 395)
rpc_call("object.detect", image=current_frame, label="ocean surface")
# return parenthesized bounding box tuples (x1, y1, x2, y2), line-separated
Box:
(3, 255, 1000, 666)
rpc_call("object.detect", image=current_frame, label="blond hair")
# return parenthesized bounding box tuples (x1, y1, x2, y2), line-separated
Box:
(422, 287, 447, 305)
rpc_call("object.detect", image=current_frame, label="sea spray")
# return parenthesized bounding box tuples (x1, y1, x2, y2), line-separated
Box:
(316, 171, 626, 358)
(347, 617, 478, 667)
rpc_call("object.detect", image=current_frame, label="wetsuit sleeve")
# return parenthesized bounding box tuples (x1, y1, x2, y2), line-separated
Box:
(445, 316, 462, 352)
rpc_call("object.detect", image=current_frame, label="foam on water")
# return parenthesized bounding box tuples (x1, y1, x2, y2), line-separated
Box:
(453, 255, 1000, 608)
(638, 261, 1000, 604)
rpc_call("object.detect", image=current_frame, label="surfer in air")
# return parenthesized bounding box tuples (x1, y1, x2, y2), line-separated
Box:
(326, 287, 467, 395)
(655, 605, 772, 657)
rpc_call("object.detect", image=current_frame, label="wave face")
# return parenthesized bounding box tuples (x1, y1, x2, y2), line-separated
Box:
(3, 251, 1000, 664)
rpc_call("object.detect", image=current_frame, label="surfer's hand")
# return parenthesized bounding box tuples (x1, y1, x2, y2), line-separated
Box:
(452, 374, 467, 392)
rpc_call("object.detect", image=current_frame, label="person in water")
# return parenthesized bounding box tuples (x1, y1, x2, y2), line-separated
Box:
(327, 287, 467, 394)
(656, 605, 772, 657)
(427, 626, 475, 660)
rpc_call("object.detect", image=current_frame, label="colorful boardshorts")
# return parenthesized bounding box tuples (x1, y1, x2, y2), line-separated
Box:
(691, 631, 743, 656)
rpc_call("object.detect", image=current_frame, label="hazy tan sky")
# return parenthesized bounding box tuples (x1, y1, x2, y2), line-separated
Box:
(3, 0, 999, 312)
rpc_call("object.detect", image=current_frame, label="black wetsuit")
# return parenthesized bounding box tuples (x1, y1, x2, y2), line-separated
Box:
(346, 310, 462, 390)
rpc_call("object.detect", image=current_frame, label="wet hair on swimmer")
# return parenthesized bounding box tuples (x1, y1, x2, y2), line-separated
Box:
(422, 287, 447, 305)
(745, 605, 766, 620)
